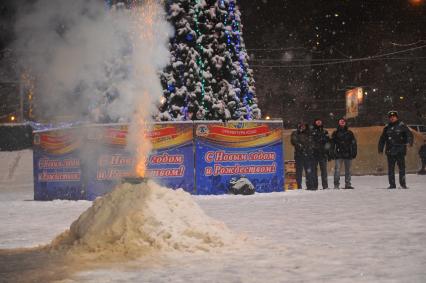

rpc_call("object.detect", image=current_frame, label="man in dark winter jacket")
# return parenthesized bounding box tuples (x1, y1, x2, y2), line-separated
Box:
(379, 111, 414, 188)
(418, 140, 426, 174)
(311, 118, 331, 189)
(291, 123, 316, 190)
(331, 118, 357, 189)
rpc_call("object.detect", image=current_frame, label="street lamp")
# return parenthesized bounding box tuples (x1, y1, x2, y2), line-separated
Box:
(409, 0, 423, 6)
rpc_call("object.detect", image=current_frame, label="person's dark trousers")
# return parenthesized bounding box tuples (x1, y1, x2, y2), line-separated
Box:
(295, 156, 304, 189)
(305, 159, 316, 190)
(313, 158, 328, 189)
(387, 154, 406, 187)
(421, 158, 426, 171)
(295, 156, 315, 189)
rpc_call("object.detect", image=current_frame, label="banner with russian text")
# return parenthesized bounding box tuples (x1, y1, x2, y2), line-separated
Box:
(33, 128, 85, 200)
(147, 122, 194, 193)
(194, 121, 284, 195)
(84, 122, 194, 200)
(82, 124, 132, 200)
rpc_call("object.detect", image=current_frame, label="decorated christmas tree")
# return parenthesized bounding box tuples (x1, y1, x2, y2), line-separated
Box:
(157, 0, 260, 121)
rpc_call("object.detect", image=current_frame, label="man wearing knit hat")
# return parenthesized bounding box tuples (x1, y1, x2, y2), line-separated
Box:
(378, 110, 414, 189)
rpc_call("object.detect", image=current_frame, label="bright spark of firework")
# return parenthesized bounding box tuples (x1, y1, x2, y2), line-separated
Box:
(127, 0, 166, 177)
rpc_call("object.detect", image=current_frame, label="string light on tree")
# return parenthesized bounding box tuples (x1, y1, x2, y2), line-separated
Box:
(193, 0, 206, 108)
(156, 0, 260, 121)
(219, 0, 256, 120)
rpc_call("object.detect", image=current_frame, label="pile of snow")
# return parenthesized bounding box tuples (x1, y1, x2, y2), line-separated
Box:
(50, 181, 240, 260)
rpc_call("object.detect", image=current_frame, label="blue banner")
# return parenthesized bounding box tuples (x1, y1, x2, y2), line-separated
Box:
(146, 143, 194, 192)
(33, 129, 85, 200)
(194, 121, 284, 195)
(32, 121, 284, 199)
(146, 122, 194, 193)
(84, 123, 194, 200)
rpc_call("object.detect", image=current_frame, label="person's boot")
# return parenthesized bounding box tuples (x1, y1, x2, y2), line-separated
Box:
(345, 185, 354, 189)
(387, 185, 396, 189)
(401, 184, 408, 189)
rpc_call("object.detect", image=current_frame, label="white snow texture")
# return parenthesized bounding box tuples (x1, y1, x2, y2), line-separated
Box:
(51, 181, 239, 260)
(1, 150, 426, 282)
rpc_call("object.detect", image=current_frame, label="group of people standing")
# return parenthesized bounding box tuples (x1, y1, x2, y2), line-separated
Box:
(291, 117, 357, 190)
(291, 110, 415, 190)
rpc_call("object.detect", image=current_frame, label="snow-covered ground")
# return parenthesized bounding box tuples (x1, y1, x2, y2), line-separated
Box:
(1, 150, 426, 282)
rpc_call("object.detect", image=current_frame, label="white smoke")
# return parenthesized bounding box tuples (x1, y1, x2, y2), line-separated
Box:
(13, 0, 173, 122)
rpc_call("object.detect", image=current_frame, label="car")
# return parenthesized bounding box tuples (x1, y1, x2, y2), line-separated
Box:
(408, 124, 426, 136)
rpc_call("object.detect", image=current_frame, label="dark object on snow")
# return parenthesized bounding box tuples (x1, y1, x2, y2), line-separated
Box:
(228, 177, 255, 195)
(121, 177, 148, 184)
(0, 124, 33, 151)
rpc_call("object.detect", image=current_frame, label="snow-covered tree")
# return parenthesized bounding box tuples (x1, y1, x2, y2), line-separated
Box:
(158, 1, 205, 121)
(157, 0, 260, 121)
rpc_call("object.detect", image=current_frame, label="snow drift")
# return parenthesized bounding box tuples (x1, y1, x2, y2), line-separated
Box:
(50, 181, 240, 260)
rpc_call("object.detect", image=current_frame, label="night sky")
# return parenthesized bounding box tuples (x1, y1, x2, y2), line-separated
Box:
(239, 0, 426, 126)
(0, 0, 425, 125)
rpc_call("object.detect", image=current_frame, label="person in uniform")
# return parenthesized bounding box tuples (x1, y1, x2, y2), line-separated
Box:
(378, 110, 414, 189)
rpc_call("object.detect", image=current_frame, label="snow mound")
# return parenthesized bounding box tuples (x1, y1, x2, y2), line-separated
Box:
(50, 181, 240, 259)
